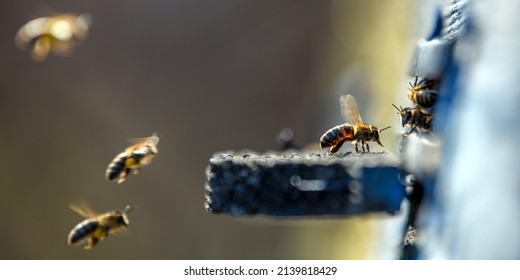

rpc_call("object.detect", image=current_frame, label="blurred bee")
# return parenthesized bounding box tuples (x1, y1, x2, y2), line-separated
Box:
(15, 14, 91, 62)
(408, 76, 438, 108)
(106, 135, 160, 184)
(392, 104, 433, 135)
(68, 205, 133, 250)
(320, 95, 391, 154)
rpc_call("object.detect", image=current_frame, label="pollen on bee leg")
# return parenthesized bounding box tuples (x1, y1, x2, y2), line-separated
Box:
(32, 37, 51, 61)
(124, 157, 137, 168)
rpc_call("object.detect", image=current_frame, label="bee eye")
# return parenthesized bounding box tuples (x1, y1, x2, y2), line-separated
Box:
(404, 111, 412, 121)
(116, 214, 127, 225)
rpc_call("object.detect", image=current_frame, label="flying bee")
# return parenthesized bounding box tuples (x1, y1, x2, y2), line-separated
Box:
(392, 104, 433, 135)
(67, 205, 133, 250)
(15, 14, 91, 62)
(106, 135, 159, 184)
(408, 76, 438, 108)
(320, 95, 391, 154)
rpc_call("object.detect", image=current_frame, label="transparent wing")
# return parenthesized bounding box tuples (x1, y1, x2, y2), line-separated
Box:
(340, 95, 364, 124)
(125, 135, 160, 146)
(69, 203, 98, 219)
(124, 135, 160, 153)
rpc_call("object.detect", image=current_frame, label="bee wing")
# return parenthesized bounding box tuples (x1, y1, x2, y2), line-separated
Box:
(125, 135, 160, 146)
(69, 204, 98, 219)
(340, 95, 364, 124)
(124, 135, 160, 153)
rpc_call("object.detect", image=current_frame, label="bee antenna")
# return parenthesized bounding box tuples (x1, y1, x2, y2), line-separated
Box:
(380, 126, 391, 133)
(392, 104, 401, 112)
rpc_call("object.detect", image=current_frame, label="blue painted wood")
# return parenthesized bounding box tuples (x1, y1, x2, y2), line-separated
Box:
(205, 152, 404, 217)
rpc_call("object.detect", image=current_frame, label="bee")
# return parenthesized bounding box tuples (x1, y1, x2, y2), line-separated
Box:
(15, 14, 91, 62)
(408, 76, 438, 108)
(320, 95, 391, 154)
(106, 135, 159, 184)
(392, 104, 433, 135)
(67, 205, 134, 250)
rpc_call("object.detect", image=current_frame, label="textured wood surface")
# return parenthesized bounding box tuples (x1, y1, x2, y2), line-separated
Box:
(205, 151, 405, 217)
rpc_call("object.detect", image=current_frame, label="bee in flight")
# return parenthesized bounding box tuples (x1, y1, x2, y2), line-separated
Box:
(106, 135, 159, 184)
(67, 205, 134, 250)
(320, 95, 390, 154)
(15, 14, 91, 62)
(408, 76, 438, 108)
(392, 104, 433, 135)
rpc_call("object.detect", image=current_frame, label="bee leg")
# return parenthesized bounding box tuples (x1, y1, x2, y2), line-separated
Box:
(366, 143, 370, 153)
(98, 231, 109, 241)
(406, 123, 419, 136)
(328, 139, 346, 155)
(360, 139, 367, 153)
(117, 169, 130, 184)
(132, 167, 141, 175)
(85, 237, 98, 249)
(354, 143, 359, 153)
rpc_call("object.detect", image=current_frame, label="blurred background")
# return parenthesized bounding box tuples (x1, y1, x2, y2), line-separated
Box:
(0, 0, 424, 259)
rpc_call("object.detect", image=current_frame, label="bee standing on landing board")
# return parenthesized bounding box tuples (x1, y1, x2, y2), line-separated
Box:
(408, 76, 438, 108)
(106, 135, 159, 184)
(320, 95, 391, 154)
(15, 14, 91, 62)
(67, 205, 133, 250)
(392, 104, 433, 135)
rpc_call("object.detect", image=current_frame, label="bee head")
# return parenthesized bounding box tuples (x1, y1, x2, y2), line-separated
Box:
(392, 104, 411, 127)
(115, 213, 129, 227)
(149, 144, 159, 154)
(392, 104, 412, 127)
(116, 206, 134, 227)
(372, 126, 391, 147)
(401, 109, 413, 127)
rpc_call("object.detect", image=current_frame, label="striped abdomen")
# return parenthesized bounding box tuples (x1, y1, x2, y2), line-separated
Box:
(420, 113, 433, 131)
(105, 152, 128, 181)
(319, 124, 354, 148)
(409, 90, 438, 108)
(68, 219, 99, 245)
